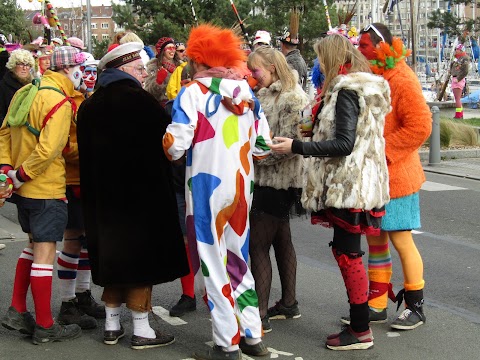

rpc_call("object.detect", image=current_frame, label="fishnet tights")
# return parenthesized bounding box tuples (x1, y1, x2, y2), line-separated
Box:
(250, 212, 297, 318)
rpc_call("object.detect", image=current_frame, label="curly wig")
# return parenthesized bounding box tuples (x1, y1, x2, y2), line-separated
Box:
(186, 24, 246, 69)
(6, 49, 35, 70)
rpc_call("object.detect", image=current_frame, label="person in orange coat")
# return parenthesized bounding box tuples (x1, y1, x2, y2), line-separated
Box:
(342, 23, 432, 330)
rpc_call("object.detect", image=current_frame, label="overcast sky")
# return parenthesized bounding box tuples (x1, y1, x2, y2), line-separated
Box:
(17, 1, 124, 10)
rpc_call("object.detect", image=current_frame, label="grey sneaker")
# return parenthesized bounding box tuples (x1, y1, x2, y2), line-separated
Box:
(340, 308, 387, 325)
(267, 300, 301, 320)
(193, 345, 242, 359)
(57, 299, 97, 329)
(76, 290, 106, 319)
(1, 306, 36, 335)
(390, 308, 425, 330)
(239, 338, 269, 356)
(32, 322, 82, 344)
(131, 330, 175, 349)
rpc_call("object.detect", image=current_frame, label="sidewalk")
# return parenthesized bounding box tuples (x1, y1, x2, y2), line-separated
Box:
(420, 148, 480, 180)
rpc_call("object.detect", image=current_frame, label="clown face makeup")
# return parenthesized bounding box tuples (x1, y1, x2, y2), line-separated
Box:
(81, 64, 98, 92)
(358, 33, 377, 61)
(250, 65, 274, 89)
(68, 65, 83, 90)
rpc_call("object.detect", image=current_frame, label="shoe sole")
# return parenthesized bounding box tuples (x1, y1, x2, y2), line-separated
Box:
(269, 314, 301, 320)
(57, 318, 97, 330)
(104, 332, 125, 345)
(169, 308, 196, 317)
(2, 321, 33, 335)
(131, 338, 175, 349)
(32, 330, 82, 345)
(263, 327, 272, 334)
(340, 318, 387, 325)
(390, 320, 424, 330)
(326, 341, 374, 351)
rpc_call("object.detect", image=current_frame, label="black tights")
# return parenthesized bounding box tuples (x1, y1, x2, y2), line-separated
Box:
(249, 212, 297, 318)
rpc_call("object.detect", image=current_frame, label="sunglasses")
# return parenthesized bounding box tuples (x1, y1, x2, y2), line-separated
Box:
(363, 24, 385, 43)
(176, 49, 185, 53)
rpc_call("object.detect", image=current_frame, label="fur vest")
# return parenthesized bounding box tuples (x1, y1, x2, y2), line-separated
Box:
(254, 79, 310, 190)
(144, 58, 170, 105)
(302, 73, 391, 211)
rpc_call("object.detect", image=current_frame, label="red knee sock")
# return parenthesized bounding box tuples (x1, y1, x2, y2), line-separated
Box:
(332, 248, 368, 304)
(11, 248, 34, 312)
(180, 244, 195, 298)
(30, 263, 54, 328)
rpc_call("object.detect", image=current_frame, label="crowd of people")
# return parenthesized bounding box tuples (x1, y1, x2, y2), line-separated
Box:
(0, 20, 435, 358)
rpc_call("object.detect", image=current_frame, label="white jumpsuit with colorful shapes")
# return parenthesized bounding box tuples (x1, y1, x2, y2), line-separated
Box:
(163, 77, 271, 347)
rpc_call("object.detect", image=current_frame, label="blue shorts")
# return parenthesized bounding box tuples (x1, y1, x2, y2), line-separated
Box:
(176, 191, 186, 236)
(381, 192, 421, 231)
(15, 196, 68, 242)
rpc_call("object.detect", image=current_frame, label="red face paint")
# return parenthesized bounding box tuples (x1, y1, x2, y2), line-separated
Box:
(358, 33, 377, 61)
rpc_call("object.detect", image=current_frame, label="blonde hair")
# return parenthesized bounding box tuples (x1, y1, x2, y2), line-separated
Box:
(120, 32, 144, 47)
(247, 46, 297, 92)
(313, 34, 371, 96)
(6, 49, 35, 70)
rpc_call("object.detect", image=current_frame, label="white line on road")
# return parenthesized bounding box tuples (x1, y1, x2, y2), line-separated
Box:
(421, 181, 466, 191)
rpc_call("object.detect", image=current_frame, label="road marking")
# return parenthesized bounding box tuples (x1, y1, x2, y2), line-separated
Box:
(411, 230, 424, 234)
(152, 305, 187, 325)
(421, 181, 466, 191)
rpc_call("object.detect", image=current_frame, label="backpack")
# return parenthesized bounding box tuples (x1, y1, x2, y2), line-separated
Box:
(6, 78, 77, 136)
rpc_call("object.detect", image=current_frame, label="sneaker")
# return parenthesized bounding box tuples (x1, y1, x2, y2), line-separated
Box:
(1, 306, 36, 335)
(267, 300, 301, 320)
(32, 322, 82, 344)
(340, 308, 387, 325)
(169, 294, 196, 317)
(57, 299, 97, 329)
(193, 345, 242, 360)
(76, 290, 106, 319)
(131, 330, 175, 349)
(239, 338, 269, 356)
(390, 308, 425, 330)
(262, 315, 272, 333)
(325, 326, 374, 351)
(104, 325, 125, 345)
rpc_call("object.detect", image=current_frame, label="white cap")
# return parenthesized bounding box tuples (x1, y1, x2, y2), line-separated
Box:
(98, 42, 143, 70)
(83, 52, 99, 67)
(52, 37, 63, 46)
(253, 30, 271, 46)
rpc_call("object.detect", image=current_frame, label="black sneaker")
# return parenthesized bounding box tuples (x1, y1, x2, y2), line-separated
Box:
(104, 325, 125, 345)
(390, 308, 425, 330)
(76, 290, 106, 319)
(326, 326, 374, 351)
(1, 306, 36, 335)
(340, 308, 387, 325)
(169, 294, 196, 317)
(57, 299, 97, 329)
(239, 338, 269, 356)
(131, 330, 175, 349)
(262, 316, 272, 333)
(193, 345, 242, 359)
(267, 300, 301, 320)
(32, 322, 82, 344)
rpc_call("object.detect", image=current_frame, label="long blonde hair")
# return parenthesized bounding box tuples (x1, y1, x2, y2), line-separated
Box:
(247, 46, 297, 92)
(313, 34, 371, 96)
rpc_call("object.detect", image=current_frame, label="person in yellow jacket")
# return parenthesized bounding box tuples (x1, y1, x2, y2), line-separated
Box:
(0, 46, 86, 344)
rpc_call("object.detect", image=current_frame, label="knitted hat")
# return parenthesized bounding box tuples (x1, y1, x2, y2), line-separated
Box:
(98, 42, 142, 70)
(186, 24, 246, 69)
(253, 30, 271, 46)
(455, 43, 465, 52)
(67, 37, 86, 50)
(50, 46, 87, 70)
(155, 37, 175, 53)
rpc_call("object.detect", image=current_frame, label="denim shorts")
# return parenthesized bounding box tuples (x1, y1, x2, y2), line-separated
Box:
(16, 196, 68, 242)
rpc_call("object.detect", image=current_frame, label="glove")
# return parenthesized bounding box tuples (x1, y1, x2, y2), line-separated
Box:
(156, 67, 168, 85)
(7, 170, 25, 190)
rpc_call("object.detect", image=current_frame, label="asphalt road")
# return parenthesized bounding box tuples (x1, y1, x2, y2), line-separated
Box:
(1, 170, 479, 360)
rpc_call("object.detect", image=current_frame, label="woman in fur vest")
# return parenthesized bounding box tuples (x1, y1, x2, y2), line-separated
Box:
(270, 34, 391, 351)
(246, 46, 310, 333)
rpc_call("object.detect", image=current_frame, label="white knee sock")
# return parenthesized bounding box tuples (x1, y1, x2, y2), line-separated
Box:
(105, 306, 121, 331)
(131, 310, 155, 338)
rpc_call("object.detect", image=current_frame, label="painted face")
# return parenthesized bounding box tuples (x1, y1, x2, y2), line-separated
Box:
(163, 45, 176, 61)
(249, 64, 274, 89)
(358, 33, 377, 61)
(38, 56, 51, 74)
(68, 64, 83, 89)
(81, 64, 97, 91)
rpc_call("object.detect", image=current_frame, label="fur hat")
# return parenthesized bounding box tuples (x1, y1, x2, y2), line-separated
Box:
(186, 24, 246, 69)
(98, 42, 142, 70)
(50, 46, 87, 70)
(155, 37, 175, 54)
(67, 37, 86, 50)
(253, 30, 271, 46)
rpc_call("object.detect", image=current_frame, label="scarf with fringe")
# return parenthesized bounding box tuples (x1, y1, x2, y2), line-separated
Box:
(369, 37, 412, 75)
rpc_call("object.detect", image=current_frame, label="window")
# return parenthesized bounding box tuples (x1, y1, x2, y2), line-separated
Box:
(92, 34, 98, 40)
(91, 23, 97, 29)
(102, 34, 109, 40)
(101, 23, 109, 29)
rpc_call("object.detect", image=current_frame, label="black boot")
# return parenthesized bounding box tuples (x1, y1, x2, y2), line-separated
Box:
(391, 289, 425, 330)
(75, 290, 106, 319)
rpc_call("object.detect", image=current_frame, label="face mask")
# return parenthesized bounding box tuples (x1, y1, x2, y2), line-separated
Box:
(68, 65, 83, 90)
(81, 65, 98, 92)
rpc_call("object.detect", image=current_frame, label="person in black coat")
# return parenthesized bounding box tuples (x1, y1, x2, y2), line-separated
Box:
(76, 42, 189, 349)
(0, 34, 9, 80)
(0, 49, 35, 125)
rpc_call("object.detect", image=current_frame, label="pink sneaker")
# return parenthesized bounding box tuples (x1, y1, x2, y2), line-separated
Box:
(326, 326, 373, 350)
(454, 112, 464, 119)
